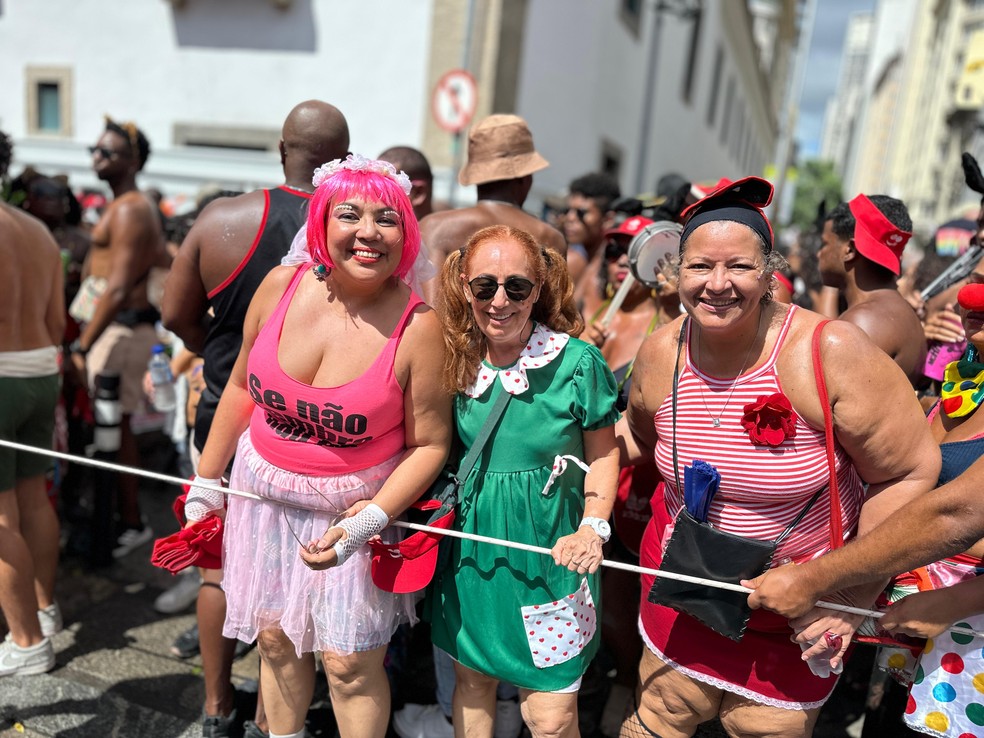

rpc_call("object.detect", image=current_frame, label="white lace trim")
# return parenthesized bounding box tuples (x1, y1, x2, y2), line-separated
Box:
(464, 323, 569, 398)
(637, 616, 836, 711)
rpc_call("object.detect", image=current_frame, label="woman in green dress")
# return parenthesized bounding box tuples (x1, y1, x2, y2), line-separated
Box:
(429, 225, 620, 737)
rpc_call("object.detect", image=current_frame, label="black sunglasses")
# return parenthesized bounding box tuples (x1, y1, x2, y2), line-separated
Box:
(88, 145, 121, 159)
(468, 276, 536, 302)
(566, 206, 589, 221)
(604, 240, 629, 262)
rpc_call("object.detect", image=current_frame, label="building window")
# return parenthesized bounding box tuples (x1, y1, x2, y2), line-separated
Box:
(706, 45, 724, 126)
(37, 84, 60, 132)
(600, 140, 623, 182)
(681, 6, 703, 104)
(25, 66, 73, 137)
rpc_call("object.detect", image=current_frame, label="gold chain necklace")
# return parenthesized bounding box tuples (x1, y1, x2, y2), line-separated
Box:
(693, 316, 762, 428)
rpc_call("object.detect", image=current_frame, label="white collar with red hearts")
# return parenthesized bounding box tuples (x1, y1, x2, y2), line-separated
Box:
(465, 323, 570, 398)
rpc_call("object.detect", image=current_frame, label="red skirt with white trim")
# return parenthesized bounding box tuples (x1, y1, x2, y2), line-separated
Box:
(638, 488, 845, 711)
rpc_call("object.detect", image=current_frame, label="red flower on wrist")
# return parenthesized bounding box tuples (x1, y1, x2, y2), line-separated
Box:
(741, 393, 797, 447)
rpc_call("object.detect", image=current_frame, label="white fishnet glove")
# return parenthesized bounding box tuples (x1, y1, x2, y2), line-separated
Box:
(185, 475, 225, 522)
(330, 503, 389, 565)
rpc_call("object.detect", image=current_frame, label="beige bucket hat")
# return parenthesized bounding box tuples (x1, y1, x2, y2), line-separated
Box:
(458, 114, 549, 186)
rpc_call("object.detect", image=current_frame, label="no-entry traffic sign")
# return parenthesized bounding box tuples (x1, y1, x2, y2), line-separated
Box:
(432, 69, 478, 134)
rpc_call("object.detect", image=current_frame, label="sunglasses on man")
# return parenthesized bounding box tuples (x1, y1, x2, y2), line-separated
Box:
(468, 276, 536, 302)
(88, 145, 123, 160)
(604, 240, 629, 262)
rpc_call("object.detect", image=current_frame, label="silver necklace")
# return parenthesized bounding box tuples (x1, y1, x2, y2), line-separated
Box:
(693, 317, 761, 428)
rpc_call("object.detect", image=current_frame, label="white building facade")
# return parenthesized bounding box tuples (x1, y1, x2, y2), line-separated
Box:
(0, 0, 799, 211)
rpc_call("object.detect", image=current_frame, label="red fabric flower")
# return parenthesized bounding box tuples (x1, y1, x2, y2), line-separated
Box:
(740, 393, 797, 447)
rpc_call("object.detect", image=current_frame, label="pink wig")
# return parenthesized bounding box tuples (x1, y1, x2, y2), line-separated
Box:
(306, 167, 421, 280)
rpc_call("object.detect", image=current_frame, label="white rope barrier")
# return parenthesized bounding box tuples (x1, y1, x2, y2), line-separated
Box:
(4, 437, 981, 639)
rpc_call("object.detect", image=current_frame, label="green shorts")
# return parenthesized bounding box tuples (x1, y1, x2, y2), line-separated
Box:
(0, 374, 59, 489)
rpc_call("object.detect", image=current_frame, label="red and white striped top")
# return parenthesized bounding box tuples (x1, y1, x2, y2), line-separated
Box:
(653, 306, 864, 564)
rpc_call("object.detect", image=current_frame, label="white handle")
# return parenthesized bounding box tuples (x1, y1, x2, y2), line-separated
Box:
(600, 272, 636, 328)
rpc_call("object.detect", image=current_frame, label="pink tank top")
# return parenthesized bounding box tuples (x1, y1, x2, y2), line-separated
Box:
(653, 305, 865, 563)
(246, 265, 422, 475)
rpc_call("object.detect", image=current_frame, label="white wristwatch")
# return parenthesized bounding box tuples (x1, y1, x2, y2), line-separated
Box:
(579, 516, 611, 543)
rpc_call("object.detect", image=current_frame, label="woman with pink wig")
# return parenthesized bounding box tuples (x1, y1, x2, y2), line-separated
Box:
(185, 154, 452, 738)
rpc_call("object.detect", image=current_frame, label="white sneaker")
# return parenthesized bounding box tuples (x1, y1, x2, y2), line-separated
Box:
(393, 703, 453, 738)
(154, 570, 201, 614)
(112, 525, 154, 559)
(38, 603, 62, 637)
(494, 698, 523, 738)
(0, 637, 55, 677)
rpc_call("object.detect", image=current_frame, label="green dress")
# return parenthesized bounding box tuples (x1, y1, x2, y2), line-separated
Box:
(428, 326, 619, 691)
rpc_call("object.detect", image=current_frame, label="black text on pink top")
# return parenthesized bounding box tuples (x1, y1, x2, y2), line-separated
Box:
(248, 373, 373, 448)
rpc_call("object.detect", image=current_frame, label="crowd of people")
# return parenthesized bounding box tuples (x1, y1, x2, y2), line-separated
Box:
(2, 99, 984, 738)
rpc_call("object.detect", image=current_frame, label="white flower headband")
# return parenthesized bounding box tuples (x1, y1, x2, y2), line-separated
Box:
(311, 153, 413, 195)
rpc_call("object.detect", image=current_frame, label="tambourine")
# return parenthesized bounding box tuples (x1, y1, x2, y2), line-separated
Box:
(601, 221, 682, 327)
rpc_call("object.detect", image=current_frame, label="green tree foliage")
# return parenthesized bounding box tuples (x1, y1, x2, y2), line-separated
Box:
(790, 159, 843, 231)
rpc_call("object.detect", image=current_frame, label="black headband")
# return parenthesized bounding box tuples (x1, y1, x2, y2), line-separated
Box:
(680, 202, 773, 253)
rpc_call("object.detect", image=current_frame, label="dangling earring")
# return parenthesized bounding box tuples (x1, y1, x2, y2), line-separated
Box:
(312, 263, 330, 282)
(605, 283, 615, 300)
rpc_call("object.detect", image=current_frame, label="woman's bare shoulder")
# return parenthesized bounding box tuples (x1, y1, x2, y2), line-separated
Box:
(637, 314, 687, 367)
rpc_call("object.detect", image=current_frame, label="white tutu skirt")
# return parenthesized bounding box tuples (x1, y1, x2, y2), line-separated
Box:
(222, 431, 417, 656)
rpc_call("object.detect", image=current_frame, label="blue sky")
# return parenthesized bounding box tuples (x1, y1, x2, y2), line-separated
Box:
(796, 0, 875, 159)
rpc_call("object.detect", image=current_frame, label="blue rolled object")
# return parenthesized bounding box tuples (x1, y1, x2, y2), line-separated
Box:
(683, 459, 721, 522)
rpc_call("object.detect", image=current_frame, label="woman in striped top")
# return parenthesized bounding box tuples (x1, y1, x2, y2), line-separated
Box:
(617, 177, 940, 737)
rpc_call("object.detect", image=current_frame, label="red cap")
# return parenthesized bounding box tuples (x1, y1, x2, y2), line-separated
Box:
(369, 499, 455, 593)
(848, 194, 911, 275)
(680, 176, 773, 221)
(604, 216, 654, 239)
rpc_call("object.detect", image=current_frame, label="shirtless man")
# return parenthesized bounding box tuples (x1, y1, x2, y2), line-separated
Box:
(818, 195, 926, 384)
(163, 100, 349, 738)
(0, 129, 64, 676)
(69, 117, 169, 559)
(563, 172, 621, 295)
(419, 114, 565, 299)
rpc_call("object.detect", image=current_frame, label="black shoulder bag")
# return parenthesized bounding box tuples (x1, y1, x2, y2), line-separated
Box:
(647, 319, 834, 641)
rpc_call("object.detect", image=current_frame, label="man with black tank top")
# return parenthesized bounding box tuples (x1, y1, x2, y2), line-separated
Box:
(162, 100, 350, 738)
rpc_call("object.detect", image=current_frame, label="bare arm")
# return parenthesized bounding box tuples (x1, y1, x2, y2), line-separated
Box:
(551, 425, 620, 574)
(44, 234, 66, 345)
(747, 323, 944, 621)
(361, 308, 452, 517)
(821, 321, 939, 534)
(616, 318, 683, 466)
(161, 224, 209, 353)
(194, 267, 294, 479)
(879, 575, 984, 639)
(747, 454, 984, 619)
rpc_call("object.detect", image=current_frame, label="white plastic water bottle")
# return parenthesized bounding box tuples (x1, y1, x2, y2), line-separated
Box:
(148, 344, 177, 412)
